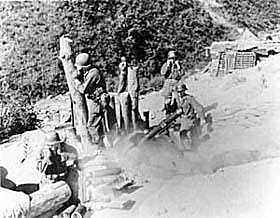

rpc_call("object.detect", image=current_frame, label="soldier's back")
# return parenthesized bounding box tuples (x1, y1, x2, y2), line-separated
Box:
(127, 66, 139, 97)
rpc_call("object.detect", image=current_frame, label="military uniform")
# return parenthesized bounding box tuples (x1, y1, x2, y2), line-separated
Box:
(127, 65, 140, 130)
(117, 57, 128, 94)
(176, 84, 206, 147)
(73, 53, 107, 143)
(36, 132, 76, 187)
(161, 50, 183, 105)
(163, 96, 178, 117)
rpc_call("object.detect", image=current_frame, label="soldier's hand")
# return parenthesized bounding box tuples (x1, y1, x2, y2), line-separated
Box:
(167, 59, 173, 67)
(175, 60, 181, 70)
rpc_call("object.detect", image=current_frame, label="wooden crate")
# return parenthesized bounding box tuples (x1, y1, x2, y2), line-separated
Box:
(211, 51, 256, 76)
(234, 52, 256, 69)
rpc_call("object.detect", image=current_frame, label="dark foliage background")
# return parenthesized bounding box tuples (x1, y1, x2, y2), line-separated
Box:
(217, 0, 280, 33)
(0, 0, 279, 139)
(0, 0, 228, 99)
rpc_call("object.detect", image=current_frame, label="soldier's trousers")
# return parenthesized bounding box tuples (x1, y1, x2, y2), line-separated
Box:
(161, 79, 179, 100)
(130, 94, 139, 130)
(85, 96, 104, 144)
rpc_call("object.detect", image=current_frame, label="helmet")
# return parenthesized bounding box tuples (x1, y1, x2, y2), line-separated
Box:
(45, 131, 62, 146)
(121, 56, 126, 62)
(176, 83, 188, 92)
(75, 53, 91, 68)
(168, 50, 176, 59)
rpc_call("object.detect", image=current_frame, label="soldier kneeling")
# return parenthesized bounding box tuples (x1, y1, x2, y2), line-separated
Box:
(36, 131, 77, 188)
(175, 83, 207, 149)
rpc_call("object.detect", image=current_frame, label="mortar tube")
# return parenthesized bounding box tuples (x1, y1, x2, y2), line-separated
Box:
(144, 108, 183, 140)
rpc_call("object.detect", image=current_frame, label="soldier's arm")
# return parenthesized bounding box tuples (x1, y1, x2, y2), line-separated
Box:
(60, 152, 77, 166)
(117, 73, 127, 94)
(161, 62, 172, 78)
(176, 61, 184, 77)
(73, 74, 86, 94)
(188, 96, 205, 120)
(74, 68, 100, 94)
(36, 149, 47, 172)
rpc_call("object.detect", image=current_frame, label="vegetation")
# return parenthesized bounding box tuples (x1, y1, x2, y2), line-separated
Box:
(0, 0, 227, 99)
(217, 0, 280, 33)
(0, 0, 279, 139)
(0, 94, 40, 141)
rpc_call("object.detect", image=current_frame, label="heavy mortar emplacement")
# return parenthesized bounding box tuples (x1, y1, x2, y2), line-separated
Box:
(126, 108, 185, 147)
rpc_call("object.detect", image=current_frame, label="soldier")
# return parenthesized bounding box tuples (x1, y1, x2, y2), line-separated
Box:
(117, 56, 128, 94)
(127, 59, 140, 130)
(100, 93, 117, 133)
(36, 131, 77, 188)
(73, 53, 107, 144)
(161, 50, 183, 106)
(175, 83, 206, 147)
(116, 56, 130, 132)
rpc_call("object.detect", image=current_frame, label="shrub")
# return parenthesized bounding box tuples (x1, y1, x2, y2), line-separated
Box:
(0, 96, 41, 141)
(105, 75, 119, 93)
(148, 76, 164, 91)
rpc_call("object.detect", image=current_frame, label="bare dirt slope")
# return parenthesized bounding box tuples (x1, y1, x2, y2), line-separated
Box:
(92, 54, 280, 217)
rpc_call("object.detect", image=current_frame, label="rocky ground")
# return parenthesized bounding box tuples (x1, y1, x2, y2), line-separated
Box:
(1, 54, 280, 218)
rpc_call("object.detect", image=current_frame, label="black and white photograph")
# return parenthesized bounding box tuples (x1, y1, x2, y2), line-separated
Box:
(0, 0, 280, 217)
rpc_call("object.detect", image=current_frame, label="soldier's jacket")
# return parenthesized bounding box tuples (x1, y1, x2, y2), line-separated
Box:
(161, 61, 182, 80)
(73, 68, 106, 98)
(117, 71, 127, 94)
(163, 97, 178, 116)
(127, 66, 139, 97)
(36, 147, 66, 179)
(180, 95, 205, 121)
(119, 61, 128, 75)
(36, 145, 77, 175)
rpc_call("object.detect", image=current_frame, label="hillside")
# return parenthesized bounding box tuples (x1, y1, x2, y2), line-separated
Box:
(1, 0, 279, 102)
(1, 52, 280, 218)
(0, 0, 279, 139)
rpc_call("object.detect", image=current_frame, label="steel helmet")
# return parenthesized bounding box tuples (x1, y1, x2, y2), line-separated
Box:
(168, 50, 176, 59)
(121, 56, 126, 62)
(75, 53, 91, 68)
(176, 83, 188, 92)
(45, 131, 62, 146)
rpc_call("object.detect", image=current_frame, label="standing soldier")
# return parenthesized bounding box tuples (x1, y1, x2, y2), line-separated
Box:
(161, 50, 183, 110)
(127, 59, 140, 130)
(117, 56, 128, 94)
(116, 56, 130, 132)
(73, 53, 107, 145)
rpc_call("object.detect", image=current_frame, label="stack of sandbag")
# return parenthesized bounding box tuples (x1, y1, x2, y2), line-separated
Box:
(78, 154, 133, 211)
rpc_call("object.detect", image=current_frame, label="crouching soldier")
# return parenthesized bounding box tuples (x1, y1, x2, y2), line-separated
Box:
(175, 83, 207, 149)
(36, 131, 77, 188)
